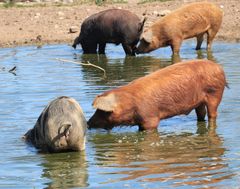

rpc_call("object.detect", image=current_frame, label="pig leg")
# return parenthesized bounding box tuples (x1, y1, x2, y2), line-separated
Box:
(206, 29, 217, 51)
(82, 42, 97, 54)
(89, 43, 98, 54)
(139, 117, 159, 131)
(196, 34, 204, 50)
(98, 43, 106, 54)
(206, 98, 220, 122)
(171, 39, 182, 55)
(122, 43, 134, 56)
(195, 103, 206, 121)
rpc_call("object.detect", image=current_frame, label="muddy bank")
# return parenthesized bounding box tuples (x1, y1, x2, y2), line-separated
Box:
(0, 0, 240, 48)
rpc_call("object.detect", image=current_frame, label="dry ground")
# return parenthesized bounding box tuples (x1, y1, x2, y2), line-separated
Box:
(0, 0, 240, 48)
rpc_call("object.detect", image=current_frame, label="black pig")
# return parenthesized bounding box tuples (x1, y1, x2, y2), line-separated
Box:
(72, 9, 146, 56)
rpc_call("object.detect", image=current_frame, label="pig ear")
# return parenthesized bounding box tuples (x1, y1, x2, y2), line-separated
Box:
(142, 30, 152, 44)
(92, 93, 117, 112)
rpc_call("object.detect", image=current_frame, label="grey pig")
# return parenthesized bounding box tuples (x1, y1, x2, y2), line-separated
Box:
(24, 96, 87, 152)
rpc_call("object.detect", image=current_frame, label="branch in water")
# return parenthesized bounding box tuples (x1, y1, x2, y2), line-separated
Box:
(56, 58, 106, 77)
(9, 66, 16, 72)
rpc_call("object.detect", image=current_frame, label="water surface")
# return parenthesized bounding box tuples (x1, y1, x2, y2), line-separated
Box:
(0, 41, 240, 188)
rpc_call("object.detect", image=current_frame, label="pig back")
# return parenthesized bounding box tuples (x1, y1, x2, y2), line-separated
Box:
(80, 9, 142, 43)
(122, 60, 226, 118)
(156, 2, 223, 39)
(44, 97, 87, 146)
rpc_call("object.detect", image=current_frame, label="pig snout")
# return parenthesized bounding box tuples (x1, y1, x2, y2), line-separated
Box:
(87, 118, 94, 129)
(72, 44, 77, 49)
(136, 42, 148, 54)
(87, 110, 113, 130)
(72, 36, 79, 49)
(87, 115, 101, 129)
(132, 46, 139, 54)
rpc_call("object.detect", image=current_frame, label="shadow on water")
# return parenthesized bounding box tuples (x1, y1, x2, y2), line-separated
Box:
(41, 151, 89, 188)
(89, 122, 234, 187)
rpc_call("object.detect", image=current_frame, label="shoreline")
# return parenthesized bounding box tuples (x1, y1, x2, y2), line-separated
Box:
(1, 37, 239, 50)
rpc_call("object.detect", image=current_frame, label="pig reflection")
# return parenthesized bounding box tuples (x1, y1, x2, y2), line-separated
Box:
(41, 152, 88, 188)
(79, 53, 171, 86)
(88, 60, 227, 130)
(24, 96, 87, 152)
(136, 2, 223, 55)
(89, 122, 229, 186)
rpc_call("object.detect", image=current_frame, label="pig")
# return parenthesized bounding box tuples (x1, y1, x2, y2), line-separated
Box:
(24, 96, 87, 152)
(72, 9, 146, 56)
(88, 60, 227, 131)
(136, 2, 223, 55)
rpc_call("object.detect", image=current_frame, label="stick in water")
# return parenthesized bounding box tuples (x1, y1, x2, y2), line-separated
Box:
(56, 58, 106, 77)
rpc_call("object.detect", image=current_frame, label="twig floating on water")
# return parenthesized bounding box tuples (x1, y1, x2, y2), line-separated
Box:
(56, 58, 106, 77)
(9, 66, 16, 72)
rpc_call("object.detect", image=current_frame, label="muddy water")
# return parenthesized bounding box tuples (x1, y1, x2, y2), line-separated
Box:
(0, 41, 239, 188)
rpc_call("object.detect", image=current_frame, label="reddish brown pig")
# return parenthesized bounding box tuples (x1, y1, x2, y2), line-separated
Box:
(88, 60, 227, 131)
(72, 9, 146, 56)
(136, 2, 223, 55)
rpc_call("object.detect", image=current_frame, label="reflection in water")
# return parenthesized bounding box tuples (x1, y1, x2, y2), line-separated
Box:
(73, 49, 217, 90)
(75, 54, 172, 87)
(1, 43, 240, 188)
(196, 50, 216, 62)
(171, 54, 182, 64)
(172, 49, 216, 64)
(41, 152, 88, 188)
(89, 122, 233, 187)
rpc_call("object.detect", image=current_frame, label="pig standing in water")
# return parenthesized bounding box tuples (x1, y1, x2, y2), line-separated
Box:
(72, 9, 146, 56)
(24, 96, 87, 152)
(136, 2, 223, 55)
(88, 60, 227, 131)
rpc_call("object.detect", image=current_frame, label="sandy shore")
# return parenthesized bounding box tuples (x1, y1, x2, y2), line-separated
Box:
(0, 0, 240, 48)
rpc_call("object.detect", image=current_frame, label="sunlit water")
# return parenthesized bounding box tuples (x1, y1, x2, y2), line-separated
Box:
(0, 40, 240, 188)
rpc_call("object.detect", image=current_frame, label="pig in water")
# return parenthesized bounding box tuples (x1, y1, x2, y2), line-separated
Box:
(72, 9, 146, 56)
(88, 60, 227, 131)
(136, 2, 223, 55)
(24, 96, 87, 152)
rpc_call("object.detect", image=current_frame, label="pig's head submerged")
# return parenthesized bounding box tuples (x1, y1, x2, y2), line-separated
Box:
(24, 96, 87, 153)
(88, 93, 136, 130)
(45, 97, 87, 152)
(136, 29, 159, 54)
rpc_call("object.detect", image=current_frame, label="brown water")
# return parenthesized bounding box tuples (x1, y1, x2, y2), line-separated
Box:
(0, 41, 239, 188)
